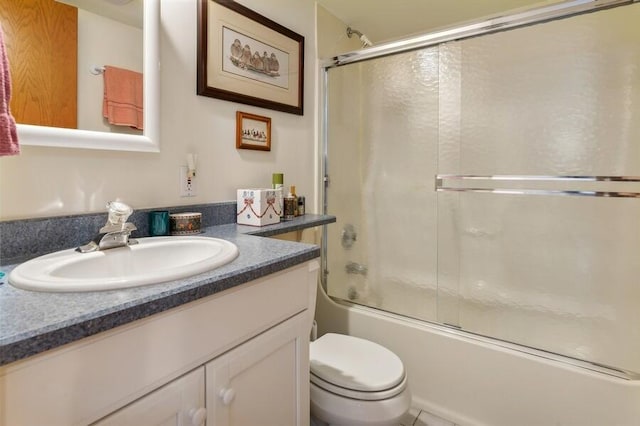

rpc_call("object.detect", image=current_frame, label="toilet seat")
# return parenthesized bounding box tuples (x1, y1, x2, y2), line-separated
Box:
(311, 370, 408, 401)
(310, 333, 407, 401)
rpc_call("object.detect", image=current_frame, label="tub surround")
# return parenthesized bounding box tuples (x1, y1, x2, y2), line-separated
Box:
(0, 205, 335, 366)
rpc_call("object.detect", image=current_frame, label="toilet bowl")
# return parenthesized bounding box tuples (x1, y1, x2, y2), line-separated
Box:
(310, 333, 412, 426)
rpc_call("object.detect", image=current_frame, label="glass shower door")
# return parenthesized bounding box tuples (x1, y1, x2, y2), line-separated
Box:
(324, 1, 640, 376)
(324, 47, 440, 323)
(436, 4, 640, 374)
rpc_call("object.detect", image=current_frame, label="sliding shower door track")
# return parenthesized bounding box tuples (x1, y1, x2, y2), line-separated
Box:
(332, 298, 640, 380)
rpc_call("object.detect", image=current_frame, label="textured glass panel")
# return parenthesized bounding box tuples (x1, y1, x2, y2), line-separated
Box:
(452, 4, 640, 177)
(325, 63, 364, 303)
(438, 3, 640, 372)
(436, 42, 462, 326)
(326, 48, 440, 321)
(439, 193, 640, 372)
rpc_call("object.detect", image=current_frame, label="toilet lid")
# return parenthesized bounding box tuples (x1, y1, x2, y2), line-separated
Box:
(310, 333, 405, 392)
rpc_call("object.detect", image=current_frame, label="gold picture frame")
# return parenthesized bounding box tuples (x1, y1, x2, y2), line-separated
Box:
(236, 111, 271, 151)
(197, 0, 304, 115)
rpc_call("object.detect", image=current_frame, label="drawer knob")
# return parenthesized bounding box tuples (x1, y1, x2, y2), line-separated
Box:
(187, 407, 207, 426)
(219, 387, 236, 406)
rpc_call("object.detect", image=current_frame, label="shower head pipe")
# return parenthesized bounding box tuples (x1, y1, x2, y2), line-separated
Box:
(346, 26, 373, 47)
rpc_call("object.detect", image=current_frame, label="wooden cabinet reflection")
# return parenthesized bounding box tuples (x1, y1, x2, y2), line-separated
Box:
(0, 0, 77, 129)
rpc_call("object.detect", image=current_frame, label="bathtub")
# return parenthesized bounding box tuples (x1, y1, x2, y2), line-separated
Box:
(315, 283, 640, 426)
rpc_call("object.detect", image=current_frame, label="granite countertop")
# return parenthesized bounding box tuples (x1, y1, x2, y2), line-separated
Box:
(0, 215, 335, 366)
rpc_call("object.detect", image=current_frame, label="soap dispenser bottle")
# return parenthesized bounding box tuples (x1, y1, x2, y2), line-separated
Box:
(284, 186, 297, 220)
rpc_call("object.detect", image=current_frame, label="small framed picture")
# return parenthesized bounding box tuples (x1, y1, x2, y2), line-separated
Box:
(236, 111, 271, 151)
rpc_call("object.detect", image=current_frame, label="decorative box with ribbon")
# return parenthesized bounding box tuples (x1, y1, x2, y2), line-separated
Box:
(236, 189, 281, 226)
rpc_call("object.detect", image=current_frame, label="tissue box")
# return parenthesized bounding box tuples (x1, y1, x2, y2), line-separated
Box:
(237, 189, 281, 226)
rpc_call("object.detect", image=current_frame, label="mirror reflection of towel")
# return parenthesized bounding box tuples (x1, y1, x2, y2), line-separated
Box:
(0, 25, 19, 156)
(102, 65, 143, 130)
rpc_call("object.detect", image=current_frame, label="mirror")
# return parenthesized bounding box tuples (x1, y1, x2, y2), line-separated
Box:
(17, 0, 159, 152)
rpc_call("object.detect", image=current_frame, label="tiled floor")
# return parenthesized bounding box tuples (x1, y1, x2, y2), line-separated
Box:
(310, 406, 458, 426)
(400, 407, 458, 426)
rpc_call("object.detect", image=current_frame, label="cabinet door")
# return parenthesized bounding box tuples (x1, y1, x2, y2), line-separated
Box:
(92, 367, 206, 426)
(206, 312, 310, 426)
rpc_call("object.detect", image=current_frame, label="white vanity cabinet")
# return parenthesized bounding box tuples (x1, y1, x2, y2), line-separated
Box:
(0, 260, 318, 426)
(92, 312, 309, 426)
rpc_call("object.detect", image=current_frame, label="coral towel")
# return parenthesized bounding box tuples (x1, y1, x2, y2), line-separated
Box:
(0, 25, 19, 156)
(102, 65, 143, 130)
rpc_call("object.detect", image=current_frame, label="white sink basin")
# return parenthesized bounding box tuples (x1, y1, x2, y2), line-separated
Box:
(9, 236, 239, 292)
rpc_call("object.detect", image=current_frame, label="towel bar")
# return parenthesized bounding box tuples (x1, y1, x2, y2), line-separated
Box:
(90, 65, 105, 75)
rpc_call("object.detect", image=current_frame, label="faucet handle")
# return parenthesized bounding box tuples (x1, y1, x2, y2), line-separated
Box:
(105, 201, 133, 226)
(99, 222, 137, 234)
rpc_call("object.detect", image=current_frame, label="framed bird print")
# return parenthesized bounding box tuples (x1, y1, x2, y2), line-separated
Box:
(236, 111, 271, 151)
(197, 0, 305, 115)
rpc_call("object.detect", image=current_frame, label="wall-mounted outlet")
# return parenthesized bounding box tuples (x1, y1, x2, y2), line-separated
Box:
(179, 166, 197, 197)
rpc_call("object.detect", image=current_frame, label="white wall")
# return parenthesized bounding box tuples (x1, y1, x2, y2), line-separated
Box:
(0, 0, 317, 220)
(316, 5, 361, 60)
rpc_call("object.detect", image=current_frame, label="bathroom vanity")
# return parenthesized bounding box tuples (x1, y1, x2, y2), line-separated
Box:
(0, 214, 334, 426)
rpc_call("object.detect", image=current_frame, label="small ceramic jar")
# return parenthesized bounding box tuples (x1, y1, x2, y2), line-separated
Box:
(169, 212, 202, 235)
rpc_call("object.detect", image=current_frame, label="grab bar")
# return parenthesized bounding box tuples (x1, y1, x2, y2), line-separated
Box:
(435, 175, 640, 198)
(437, 175, 640, 182)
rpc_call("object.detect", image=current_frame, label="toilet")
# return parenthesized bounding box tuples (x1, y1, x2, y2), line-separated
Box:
(309, 333, 412, 426)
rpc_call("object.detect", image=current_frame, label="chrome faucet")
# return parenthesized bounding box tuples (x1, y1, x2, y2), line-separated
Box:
(76, 201, 138, 253)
